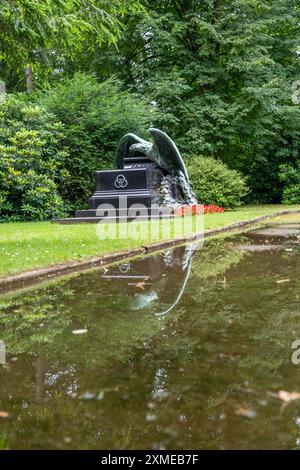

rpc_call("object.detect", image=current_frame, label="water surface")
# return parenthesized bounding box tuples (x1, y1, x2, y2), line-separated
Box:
(0, 226, 300, 449)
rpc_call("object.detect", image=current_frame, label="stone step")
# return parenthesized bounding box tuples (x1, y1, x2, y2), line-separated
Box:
(54, 214, 174, 224)
(89, 194, 155, 209)
(123, 156, 152, 163)
(123, 157, 156, 168)
(76, 207, 173, 218)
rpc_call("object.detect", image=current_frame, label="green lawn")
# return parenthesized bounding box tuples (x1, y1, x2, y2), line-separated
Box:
(203, 204, 300, 229)
(0, 204, 299, 277)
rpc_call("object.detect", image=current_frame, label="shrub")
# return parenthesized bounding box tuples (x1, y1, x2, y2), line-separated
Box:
(187, 156, 249, 208)
(0, 97, 67, 221)
(37, 73, 153, 209)
(279, 163, 300, 204)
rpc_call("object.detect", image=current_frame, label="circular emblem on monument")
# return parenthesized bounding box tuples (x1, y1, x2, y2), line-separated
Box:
(114, 174, 128, 189)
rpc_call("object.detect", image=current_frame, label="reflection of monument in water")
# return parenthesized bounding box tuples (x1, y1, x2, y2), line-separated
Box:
(102, 244, 198, 316)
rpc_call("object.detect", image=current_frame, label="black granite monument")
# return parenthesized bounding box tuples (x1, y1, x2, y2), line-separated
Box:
(56, 128, 197, 223)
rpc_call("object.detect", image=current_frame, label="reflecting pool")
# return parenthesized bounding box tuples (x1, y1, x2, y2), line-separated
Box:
(0, 225, 300, 449)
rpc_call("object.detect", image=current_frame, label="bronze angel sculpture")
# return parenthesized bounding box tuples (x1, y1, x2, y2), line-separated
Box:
(114, 128, 197, 207)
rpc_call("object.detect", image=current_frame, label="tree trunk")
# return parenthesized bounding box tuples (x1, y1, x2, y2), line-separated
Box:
(25, 65, 33, 93)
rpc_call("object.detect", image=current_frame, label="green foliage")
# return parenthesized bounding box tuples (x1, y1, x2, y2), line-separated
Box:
(0, 0, 143, 91)
(37, 73, 153, 208)
(187, 156, 249, 208)
(191, 237, 247, 280)
(279, 163, 300, 204)
(0, 96, 67, 220)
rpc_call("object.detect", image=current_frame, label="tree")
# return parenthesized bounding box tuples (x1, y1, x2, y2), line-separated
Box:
(37, 73, 153, 209)
(90, 0, 300, 202)
(0, 0, 143, 92)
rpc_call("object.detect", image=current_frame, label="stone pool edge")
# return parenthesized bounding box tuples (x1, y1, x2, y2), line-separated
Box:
(1, 208, 300, 294)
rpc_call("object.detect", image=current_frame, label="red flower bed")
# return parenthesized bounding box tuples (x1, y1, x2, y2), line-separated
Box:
(204, 204, 225, 214)
(174, 204, 224, 216)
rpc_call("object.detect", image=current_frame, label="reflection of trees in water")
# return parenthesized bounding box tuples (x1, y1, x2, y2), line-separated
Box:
(174, 242, 300, 449)
(190, 237, 248, 281)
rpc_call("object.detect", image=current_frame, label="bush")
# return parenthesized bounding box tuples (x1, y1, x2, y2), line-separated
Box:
(279, 163, 300, 204)
(0, 97, 67, 221)
(187, 156, 249, 208)
(37, 73, 153, 209)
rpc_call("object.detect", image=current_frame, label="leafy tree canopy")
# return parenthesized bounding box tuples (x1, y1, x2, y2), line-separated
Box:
(0, 0, 143, 90)
(88, 0, 300, 202)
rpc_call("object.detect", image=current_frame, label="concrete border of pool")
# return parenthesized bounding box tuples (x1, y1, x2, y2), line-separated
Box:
(1, 209, 300, 295)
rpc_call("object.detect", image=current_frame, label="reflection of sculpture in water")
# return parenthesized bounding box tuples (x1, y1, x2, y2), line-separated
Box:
(102, 243, 198, 316)
(0, 340, 6, 365)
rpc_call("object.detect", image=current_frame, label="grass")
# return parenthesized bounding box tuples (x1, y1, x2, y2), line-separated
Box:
(203, 204, 300, 229)
(267, 212, 300, 224)
(0, 204, 299, 277)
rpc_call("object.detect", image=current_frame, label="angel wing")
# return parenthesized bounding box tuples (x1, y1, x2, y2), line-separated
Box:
(148, 128, 189, 181)
(114, 133, 150, 169)
(114, 129, 191, 184)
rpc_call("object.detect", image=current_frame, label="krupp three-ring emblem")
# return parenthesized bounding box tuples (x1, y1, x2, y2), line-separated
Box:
(114, 174, 128, 189)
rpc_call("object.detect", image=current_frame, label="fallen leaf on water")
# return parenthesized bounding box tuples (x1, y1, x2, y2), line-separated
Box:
(276, 279, 290, 284)
(146, 413, 157, 422)
(78, 391, 95, 400)
(72, 329, 88, 335)
(268, 390, 300, 412)
(277, 390, 300, 403)
(128, 281, 148, 290)
(135, 281, 147, 289)
(234, 407, 257, 418)
(0, 411, 9, 418)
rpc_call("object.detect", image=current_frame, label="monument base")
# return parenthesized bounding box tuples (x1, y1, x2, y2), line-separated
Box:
(53, 167, 175, 224)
